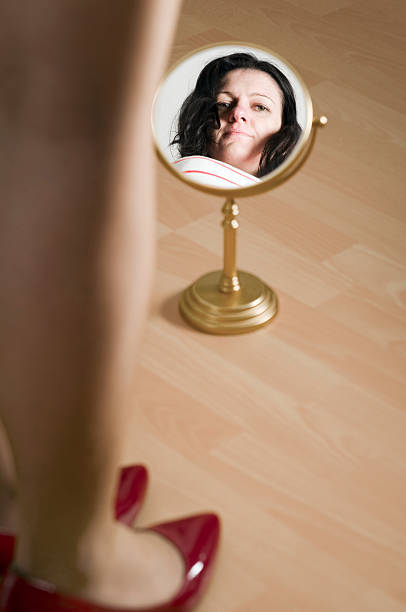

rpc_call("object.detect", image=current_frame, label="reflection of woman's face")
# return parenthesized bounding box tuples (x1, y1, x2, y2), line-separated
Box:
(208, 68, 283, 176)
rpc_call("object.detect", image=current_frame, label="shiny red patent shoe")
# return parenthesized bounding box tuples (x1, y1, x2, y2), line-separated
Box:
(0, 464, 148, 576)
(0, 534, 14, 579)
(114, 465, 148, 526)
(0, 513, 220, 611)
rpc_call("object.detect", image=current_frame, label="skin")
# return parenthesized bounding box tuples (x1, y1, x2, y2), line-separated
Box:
(208, 68, 283, 176)
(0, 0, 185, 607)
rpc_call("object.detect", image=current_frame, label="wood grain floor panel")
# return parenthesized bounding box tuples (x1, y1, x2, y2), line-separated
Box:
(134, 1, 406, 609)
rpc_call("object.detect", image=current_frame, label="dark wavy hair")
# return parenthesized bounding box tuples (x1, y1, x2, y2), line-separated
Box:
(171, 53, 302, 177)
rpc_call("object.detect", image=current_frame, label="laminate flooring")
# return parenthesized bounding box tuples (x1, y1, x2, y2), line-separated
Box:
(121, 1, 406, 610)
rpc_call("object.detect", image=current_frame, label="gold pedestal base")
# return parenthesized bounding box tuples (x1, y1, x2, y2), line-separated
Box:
(179, 270, 278, 335)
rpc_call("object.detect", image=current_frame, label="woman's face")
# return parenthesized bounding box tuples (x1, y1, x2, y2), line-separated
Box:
(208, 68, 283, 176)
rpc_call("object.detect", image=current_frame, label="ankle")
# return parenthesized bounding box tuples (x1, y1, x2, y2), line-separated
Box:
(0, 481, 18, 531)
(14, 523, 185, 609)
(14, 520, 117, 591)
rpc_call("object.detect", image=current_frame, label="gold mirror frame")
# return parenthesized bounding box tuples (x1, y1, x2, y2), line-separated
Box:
(152, 42, 327, 334)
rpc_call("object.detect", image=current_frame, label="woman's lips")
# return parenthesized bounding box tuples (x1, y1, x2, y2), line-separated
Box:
(223, 129, 253, 138)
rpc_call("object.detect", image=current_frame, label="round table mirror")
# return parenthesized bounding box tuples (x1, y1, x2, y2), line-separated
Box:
(152, 42, 327, 333)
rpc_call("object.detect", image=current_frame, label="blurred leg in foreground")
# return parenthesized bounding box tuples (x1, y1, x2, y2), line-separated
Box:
(0, 1, 193, 607)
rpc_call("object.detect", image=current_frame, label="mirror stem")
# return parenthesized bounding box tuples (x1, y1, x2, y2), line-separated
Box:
(219, 199, 240, 293)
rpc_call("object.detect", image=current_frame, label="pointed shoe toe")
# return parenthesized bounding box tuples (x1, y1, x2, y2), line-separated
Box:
(150, 513, 220, 610)
(0, 513, 220, 612)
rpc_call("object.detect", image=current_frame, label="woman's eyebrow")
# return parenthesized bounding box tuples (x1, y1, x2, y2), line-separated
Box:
(250, 92, 276, 104)
(218, 90, 276, 104)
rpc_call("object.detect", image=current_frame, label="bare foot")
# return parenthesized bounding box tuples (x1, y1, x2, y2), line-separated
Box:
(16, 521, 185, 608)
(80, 523, 185, 608)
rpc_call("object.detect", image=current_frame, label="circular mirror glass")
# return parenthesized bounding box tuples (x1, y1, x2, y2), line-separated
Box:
(152, 42, 313, 196)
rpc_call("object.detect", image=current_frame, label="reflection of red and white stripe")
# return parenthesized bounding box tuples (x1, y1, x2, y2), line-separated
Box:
(174, 156, 260, 188)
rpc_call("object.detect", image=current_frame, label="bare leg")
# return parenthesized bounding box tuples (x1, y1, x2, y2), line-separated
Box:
(0, 423, 17, 530)
(0, 0, 184, 606)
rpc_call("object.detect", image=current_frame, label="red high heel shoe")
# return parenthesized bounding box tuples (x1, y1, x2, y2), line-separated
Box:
(114, 465, 148, 526)
(0, 464, 148, 576)
(0, 513, 220, 611)
(0, 535, 13, 580)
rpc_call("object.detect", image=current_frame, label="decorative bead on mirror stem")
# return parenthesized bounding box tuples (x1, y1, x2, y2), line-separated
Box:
(219, 199, 241, 293)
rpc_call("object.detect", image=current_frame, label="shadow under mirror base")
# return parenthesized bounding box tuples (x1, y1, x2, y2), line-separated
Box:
(179, 270, 278, 335)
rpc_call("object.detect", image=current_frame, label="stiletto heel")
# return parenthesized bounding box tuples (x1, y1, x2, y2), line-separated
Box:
(0, 464, 148, 576)
(0, 513, 220, 611)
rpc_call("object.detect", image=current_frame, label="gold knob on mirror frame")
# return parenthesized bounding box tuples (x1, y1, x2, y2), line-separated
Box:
(313, 115, 328, 127)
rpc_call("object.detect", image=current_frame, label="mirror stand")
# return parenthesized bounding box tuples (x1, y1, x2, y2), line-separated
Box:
(179, 199, 278, 334)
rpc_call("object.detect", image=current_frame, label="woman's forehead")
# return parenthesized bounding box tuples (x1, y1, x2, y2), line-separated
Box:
(219, 68, 282, 99)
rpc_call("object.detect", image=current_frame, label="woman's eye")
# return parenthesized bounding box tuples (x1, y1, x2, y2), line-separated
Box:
(254, 104, 269, 112)
(216, 101, 231, 109)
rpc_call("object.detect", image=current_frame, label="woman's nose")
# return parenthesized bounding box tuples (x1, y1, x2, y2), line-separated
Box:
(229, 104, 247, 123)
